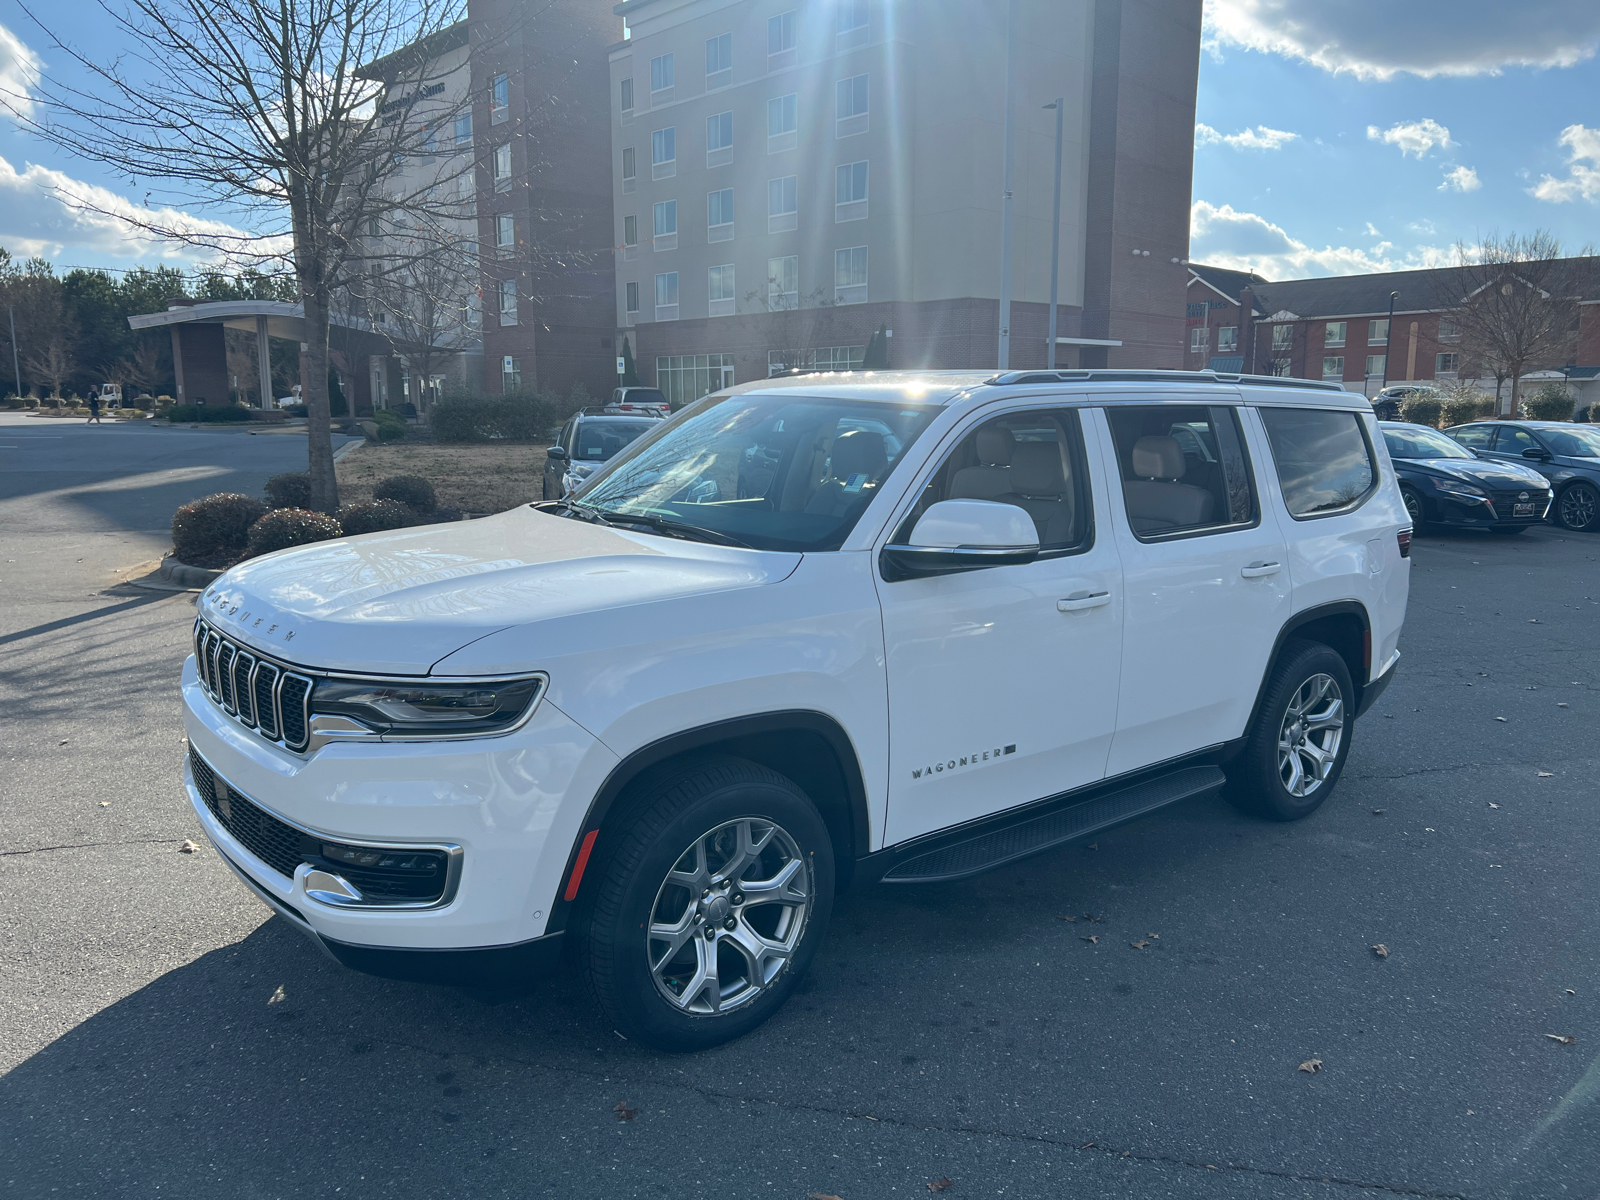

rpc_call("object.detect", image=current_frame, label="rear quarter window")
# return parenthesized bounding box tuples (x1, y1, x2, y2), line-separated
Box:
(1258, 408, 1378, 520)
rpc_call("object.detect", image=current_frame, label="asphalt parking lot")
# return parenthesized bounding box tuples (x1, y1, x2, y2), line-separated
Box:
(2, 417, 1598, 1199)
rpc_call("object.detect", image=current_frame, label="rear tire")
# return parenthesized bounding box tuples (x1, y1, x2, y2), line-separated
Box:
(1556, 481, 1600, 532)
(582, 757, 834, 1051)
(1229, 640, 1354, 822)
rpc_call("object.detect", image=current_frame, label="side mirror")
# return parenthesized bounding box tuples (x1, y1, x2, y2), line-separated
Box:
(546, 445, 568, 461)
(1522, 446, 1551, 461)
(880, 499, 1040, 581)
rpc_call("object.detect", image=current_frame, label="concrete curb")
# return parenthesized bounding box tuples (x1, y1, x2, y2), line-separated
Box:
(159, 557, 224, 587)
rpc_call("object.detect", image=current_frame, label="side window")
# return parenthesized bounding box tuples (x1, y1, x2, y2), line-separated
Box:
(894, 409, 1092, 554)
(1258, 407, 1378, 520)
(1448, 424, 1493, 450)
(1494, 426, 1539, 455)
(1105, 405, 1257, 538)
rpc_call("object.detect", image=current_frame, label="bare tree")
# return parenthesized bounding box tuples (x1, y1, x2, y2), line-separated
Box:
(18, 275, 77, 398)
(743, 282, 843, 376)
(10, 0, 476, 509)
(1430, 232, 1595, 419)
(355, 230, 476, 417)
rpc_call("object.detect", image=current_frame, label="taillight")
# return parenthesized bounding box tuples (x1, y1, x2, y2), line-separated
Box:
(1397, 528, 1412, 558)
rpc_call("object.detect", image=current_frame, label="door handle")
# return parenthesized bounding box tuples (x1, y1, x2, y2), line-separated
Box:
(1240, 561, 1282, 579)
(1057, 590, 1112, 612)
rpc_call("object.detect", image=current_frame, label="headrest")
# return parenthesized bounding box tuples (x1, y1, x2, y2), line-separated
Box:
(830, 429, 887, 481)
(1131, 435, 1185, 479)
(1009, 441, 1067, 495)
(975, 425, 1016, 466)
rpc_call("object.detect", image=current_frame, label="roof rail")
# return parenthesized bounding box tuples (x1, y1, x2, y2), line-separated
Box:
(986, 368, 1348, 394)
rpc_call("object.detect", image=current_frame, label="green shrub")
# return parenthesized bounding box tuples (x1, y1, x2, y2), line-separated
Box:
(1441, 396, 1486, 427)
(172, 493, 266, 565)
(1398, 393, 1444, 428)
(373, 409, 407, 442)
(1576, 405, 1592, 424)
(245, 508, 342, 557)
(165, 404, 252, 423)
(337, 498, 414, 535)
(1524, 385, 1575, 422)
(264, 472, 313, 509)
(431, 391, 556, 442)
(373, 473, 437, 513)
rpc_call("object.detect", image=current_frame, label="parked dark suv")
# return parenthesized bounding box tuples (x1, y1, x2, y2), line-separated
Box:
(1444, 421, 1600, 531)
(1381, 422, 1550, 534)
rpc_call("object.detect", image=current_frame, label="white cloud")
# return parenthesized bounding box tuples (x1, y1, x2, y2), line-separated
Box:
(1530, 123, 1600, 203)
(0, 21, 41, 118)
(1440, 165, 1482, 192)
(0, 154, 255, 263)
(1190, 200, 1452, 279)
(1364, 222, 1382, 237)
(1195, 122, 1299, 151)
(1203, 0, 1600, 80)
(1367, 119, 1453, 159)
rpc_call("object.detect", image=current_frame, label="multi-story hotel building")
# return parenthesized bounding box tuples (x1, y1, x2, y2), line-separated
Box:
(611, 0, 1202, 405)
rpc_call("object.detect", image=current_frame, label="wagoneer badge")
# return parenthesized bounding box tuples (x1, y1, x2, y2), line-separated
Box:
(912, 744, 1016, 780)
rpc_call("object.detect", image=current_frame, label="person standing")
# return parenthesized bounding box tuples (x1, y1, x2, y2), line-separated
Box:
(86, 391, 102, 425)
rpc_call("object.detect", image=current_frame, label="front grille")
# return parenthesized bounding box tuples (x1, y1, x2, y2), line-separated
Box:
(189, 750, 452, 904)
(192, 619, 312, 751)
(1488, 488, 1549, 520)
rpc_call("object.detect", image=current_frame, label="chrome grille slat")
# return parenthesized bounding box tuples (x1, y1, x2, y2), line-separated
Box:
(191, 619, 312, 753)
(234, 653, 256, 725)
(216, 642, 238, 713)
(254, 662, 281, 739)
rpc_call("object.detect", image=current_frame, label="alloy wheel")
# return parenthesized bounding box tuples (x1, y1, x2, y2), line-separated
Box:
(647, 817, 811, 1015)
(1560, 483, 1597, 531)
(1401, 489, 1423, 527)
(1276, 673, 1345, 799)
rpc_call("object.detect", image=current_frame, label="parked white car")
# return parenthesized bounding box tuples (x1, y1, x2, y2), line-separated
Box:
(182, 369, 1410, 1049)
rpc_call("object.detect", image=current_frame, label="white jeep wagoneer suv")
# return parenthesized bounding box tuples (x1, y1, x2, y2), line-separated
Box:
(183, 369, 1410, 1049)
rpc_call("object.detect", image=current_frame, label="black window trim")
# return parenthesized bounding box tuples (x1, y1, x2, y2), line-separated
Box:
(1104, 402, 1263, 544)
(1259, 404, 1382, 523)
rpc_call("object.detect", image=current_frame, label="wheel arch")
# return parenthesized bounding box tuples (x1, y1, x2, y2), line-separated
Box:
(547, 710, 871, 933)
(1241, 602, 1372, 745)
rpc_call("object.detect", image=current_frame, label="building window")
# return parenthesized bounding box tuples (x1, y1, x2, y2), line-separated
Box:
(491, 74, 509, 124)
(706, 111, 733, 168)
(1368, 318, 1389, 345)
(837, 0, 868, 46)
(1365, 354, 1386, 378)
(1322, 356, 1344, 379)
(493, 142, 512, 192)
(651, 127, 676, 179)
(501, 355, 521, 391)
(1324, 321, 1346, 347)
(653, 199, 678, 251)
(1438, 317, 1459, 341)
(621, 145, 636, 194)
(1217, 326, 1238, 353)
(1436, 352, 1459, 376)
(620, 76, 634, 115)
(708, 188, 734, 242)
(622, 214, 637, 260)
(768, 174, 798, 233)
(706, 33, 732, 88)
(657, 353, 735, 406)
(1189, 325, 1207, 353)
(1272, 324, 1293, 349)
(768, 11, 796, 71)
(495, 213, 514, 255)
(626, 280, 640, 315)
(709, 263, 735, 316)
(835, 245, 867, 304)
(650, 53, 674, 104)
(454, 111, 472, 147)
(835, 160, 868, 222)
(767, 93, 797, 153)
(768, 255, 798, 309)
(654, 271, 679, 321)
(769, 345, 865, 375)
(499, 278, 518, 325)
(835, 74, 869, 138)
(420, 125, 437, 158)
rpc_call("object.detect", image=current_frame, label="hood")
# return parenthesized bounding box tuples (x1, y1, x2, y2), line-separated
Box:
(198, 508, 801, 675)
(1411, 458, 1549, 487)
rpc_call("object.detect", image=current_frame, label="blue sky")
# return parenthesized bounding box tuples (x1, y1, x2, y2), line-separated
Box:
(1, 0, 1598, 281)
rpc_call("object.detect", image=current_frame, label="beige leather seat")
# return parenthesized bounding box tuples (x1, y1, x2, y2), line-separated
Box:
(994, 441, 1075, 545)
(805, 429, 888, 516)
(950, 426, 1016, 501)
(1122, 435, 1215, 534)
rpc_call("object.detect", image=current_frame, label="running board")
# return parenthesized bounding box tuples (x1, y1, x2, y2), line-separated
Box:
(881, 765, 1226, 884)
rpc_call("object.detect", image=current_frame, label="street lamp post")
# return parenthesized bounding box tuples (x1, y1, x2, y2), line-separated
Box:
(1044, 97, 1064, 370)
(996, 0, 1018, 369)
(1378, 290, 1398, 395)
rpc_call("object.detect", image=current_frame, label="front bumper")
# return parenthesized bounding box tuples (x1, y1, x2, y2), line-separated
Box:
(1421, 490, 1551, 528)
(181, 655, 619, 963)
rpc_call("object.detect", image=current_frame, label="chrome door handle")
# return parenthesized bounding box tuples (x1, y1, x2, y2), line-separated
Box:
(1058, 591, 1112, 612)
(1240, 561, 1281, 579)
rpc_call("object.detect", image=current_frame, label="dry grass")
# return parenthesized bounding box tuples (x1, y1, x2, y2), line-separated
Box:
(336, 441, 549, 515)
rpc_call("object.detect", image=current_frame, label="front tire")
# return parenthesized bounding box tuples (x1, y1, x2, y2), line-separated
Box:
(582, 758, 834, 1051)
(1229, 640, 1354, 822)
(1556, 481, 1600, 532)
(1399, 485, 1426, 533)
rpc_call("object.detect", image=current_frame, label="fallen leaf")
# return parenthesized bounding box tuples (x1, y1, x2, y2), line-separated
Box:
(1494, 717, 1507, 722)
(1489, 803, 1500, 809)
(267, 985, 286, 1005)
(614, 1101, 639, 1121)
(1558, 703, 1569, 708)
(808, 1194, 845, 1200)
(1372, 944, 1390, 959)
(1087, 843, 1098, 850)
(1055, 914, 1077, 922)
(99, 801, 110, 807)
(1298, 1058, 1323, 1074)
(1131, 940, 1150, 950)
(1537, 771, 1554, 777)
(178, 839, 200, 854)
(1467, 1110, 1475, 1115)
(58, 739, 68, 746)
(1372, 809, 1385, 815)
(1147, 933, 1160, 939)
(1081, 935, 1099, 944)
(927, 1178, 954, 1193)
(1084, 914, 1103, 923)
(1079, 1142, 1095, 1149)
(1425, 827, 1435, 832)
(1547, 1035, 1576, 1046)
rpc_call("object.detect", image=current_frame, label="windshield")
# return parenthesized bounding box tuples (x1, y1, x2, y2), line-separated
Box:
(1538, 426, 1600, 457)
(571, 419, 656, 461)
(570, 392, 942, 551)
(1383, 425, 1474, 460)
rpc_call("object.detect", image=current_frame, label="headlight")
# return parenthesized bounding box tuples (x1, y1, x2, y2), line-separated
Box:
(309, 676, 542, 737)
(1427, 476, 1486, 497)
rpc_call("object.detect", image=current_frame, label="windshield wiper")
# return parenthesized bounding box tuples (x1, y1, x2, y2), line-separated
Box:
(558, 501, 617, 527)
(588, 509, 754, 549)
